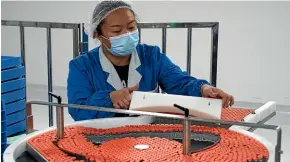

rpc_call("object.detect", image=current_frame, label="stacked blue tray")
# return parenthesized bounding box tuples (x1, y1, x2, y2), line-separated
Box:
(1, 56, 26, 137)
(1, 100, 7, 160)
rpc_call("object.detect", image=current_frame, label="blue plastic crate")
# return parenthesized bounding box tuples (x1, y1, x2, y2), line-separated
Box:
(1, 78, 26, 93)
(1, 66, 25, 82)
(5, 99, 25, 115)
(1, 56, 21, 70)
(1, 99, 4, 107)
(6, 109, 26, 126)
(1, 132, 7, 158)
(1, 100, 6, 122)
(1, 121, 6, 132)
(1, 132, 7, 144)
(1, 110, 6, 121)
(1, 143, 7, 154)
(1, 88, 25, 104)
(1, 100, 5, 110)
(7, 120, 26, 136)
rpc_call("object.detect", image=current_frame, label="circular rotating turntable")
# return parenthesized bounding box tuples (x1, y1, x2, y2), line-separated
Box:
(28, 124, 269, 162)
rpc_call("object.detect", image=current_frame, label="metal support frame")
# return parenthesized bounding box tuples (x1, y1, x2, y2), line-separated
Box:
(1, 20, 82, 127)
(137, 22, 219, 86)
(19, 26, 26, 65)
(248, 112, 276, 132)
(2, 20, 220, 128)
(79, 23, 89, 54)
(183, 118, 191, 155)
(46, 28, 53, 126)
(187, 28, 192, 74)
(26, 101, 282, 162)
(56, 106, 64, 139)
(162, 28, 167, 54)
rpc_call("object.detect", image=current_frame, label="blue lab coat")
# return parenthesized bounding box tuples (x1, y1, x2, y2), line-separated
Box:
(67, 44, 210, 121)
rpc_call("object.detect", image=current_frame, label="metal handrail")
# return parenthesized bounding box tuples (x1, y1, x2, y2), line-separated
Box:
(2, 20, 82, 127)
(136, 22, 219, 87)
(27, 100, 282, 162)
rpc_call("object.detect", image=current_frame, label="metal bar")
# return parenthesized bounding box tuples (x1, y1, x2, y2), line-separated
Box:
(27, 101, 279, 130)
(137, 22, 218, 28)
(26, 103, 34, 134)
(78, 23, 83, 54)
(210, 23, 219, 87)
(2, 20, 79, 29)
(138, 27, 141, 43)
(20, 26, 26, 66)
(248, 112, 276, 132)
(56, 106, 64, 139)
(19, 26, 30, 130)
(73, 26, 80, 58)
(2, 21, 217, 29)
(46, 28, 53, 127)
(183, 118, 191, 155)
(276, 127, 282, 162)
(162, 28, 167, 54)
(81, 23, 89, 54)
(174, 104, 191, 155)
(160, 28, 167, 93)
(186, 28, 192, 74)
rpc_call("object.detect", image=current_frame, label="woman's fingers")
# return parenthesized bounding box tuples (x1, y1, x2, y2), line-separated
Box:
(123, 98, 130, 106)
(229, 95, 235, 107)
(201, 85, 235, 108)
(113, 103, 121, 109)
(118, 100, 127, 109)
(124, 94, 131, 103)
(222, 95, 231, 108)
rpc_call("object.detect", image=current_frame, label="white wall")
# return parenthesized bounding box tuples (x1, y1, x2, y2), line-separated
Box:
(2, 1, 290, 105)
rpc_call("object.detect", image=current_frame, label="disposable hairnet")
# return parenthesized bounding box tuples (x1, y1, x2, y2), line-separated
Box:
(85, 0, 137, 38)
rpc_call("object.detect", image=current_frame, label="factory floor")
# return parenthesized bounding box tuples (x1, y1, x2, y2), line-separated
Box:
(26, 85, 290, 162)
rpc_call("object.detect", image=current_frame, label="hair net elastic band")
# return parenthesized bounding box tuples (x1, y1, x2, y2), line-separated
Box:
(84, 6, 133, 38)
(84, 2, 138, 39)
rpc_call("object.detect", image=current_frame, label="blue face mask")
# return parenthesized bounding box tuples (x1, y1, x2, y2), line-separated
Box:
(102, 30, 139, 56)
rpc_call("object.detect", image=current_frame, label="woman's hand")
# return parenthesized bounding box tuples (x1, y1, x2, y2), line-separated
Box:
(201, 84, 234, 108)
(110, 84, 138, 109)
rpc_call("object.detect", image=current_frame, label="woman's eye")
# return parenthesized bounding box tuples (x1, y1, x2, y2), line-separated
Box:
(113, 31, 121, 33)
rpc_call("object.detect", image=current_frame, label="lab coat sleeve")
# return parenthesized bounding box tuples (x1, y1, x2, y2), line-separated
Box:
(156, 46, 210, 97)
(67, 60, 115, 121)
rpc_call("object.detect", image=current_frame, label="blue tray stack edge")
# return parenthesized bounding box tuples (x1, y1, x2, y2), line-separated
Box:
(1, 100, 7, 160)
(1, 56, 27, 157)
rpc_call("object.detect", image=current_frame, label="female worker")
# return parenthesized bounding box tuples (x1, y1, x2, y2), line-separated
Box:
(67, 0, 234, 121)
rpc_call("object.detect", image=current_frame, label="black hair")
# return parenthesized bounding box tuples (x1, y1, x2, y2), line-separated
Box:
(96, 20, 105, 36)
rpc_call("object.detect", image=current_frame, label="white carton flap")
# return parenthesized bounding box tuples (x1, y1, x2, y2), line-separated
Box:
(129, 91, 222, 119)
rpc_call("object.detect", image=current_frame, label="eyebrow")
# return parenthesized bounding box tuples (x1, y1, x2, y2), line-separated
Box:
(110, 24, 122, 28)
(109, 20, 136, 28)
(128, 20, 136, 25)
